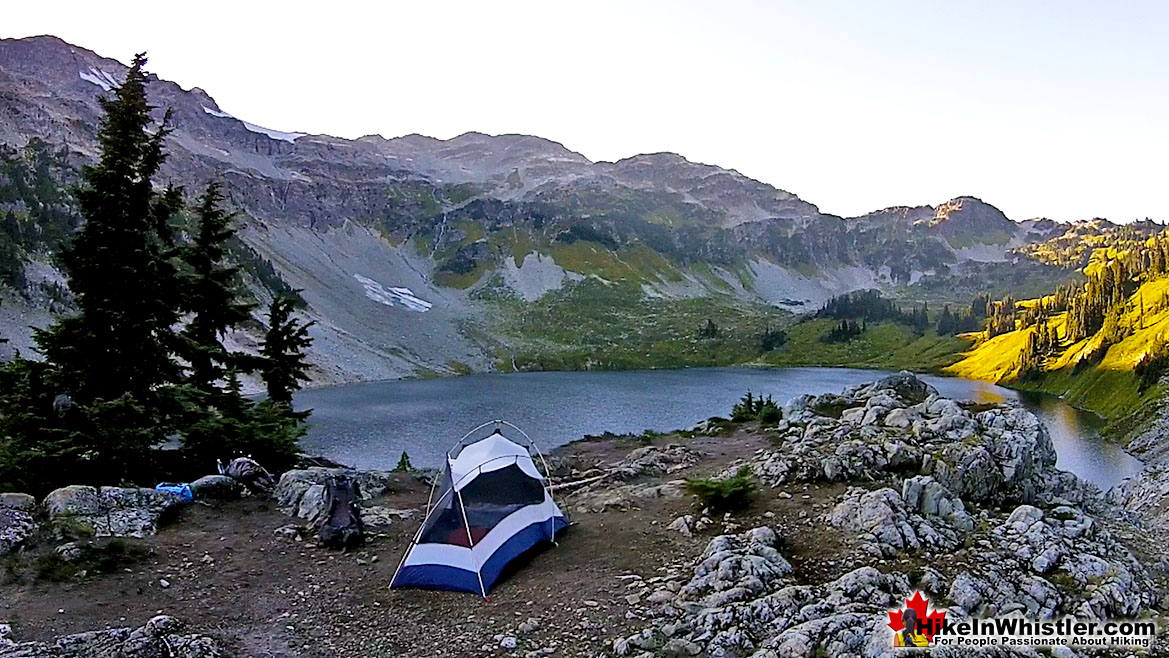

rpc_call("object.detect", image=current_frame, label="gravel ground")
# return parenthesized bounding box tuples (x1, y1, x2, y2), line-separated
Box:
(0, 427, 835, 657)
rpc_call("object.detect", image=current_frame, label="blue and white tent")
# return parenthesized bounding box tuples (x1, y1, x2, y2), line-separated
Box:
(391, 421, 568, 597)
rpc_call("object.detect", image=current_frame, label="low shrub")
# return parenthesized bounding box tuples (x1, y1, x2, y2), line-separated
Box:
(638, 429, 665, 445)
(731, 392, 782, 424)
(684, 466, 757, 511)
(757, 398, 782, 424)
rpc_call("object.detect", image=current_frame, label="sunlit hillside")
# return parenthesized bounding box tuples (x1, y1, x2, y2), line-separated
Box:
(947, 239, 1169, 424)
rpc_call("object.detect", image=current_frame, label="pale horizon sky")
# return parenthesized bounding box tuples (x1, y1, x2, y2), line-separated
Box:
(5, 1, 1168, 222)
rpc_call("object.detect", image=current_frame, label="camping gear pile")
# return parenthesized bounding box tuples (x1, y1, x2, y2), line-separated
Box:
(218, 457, 277, 494)
(391, 420, 568, 597)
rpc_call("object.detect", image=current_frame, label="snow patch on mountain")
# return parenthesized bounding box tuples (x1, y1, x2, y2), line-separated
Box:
(747, 259, 888, 309)
(78, 67, 118, 91)
(354, 274, 432, 312)
(202, 106, 305, 143)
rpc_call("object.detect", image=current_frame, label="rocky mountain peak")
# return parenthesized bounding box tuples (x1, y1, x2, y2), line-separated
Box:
(928, 196, 1017, 239)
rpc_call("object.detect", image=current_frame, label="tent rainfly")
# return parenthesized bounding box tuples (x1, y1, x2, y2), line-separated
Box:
(391, 420, 568, 597)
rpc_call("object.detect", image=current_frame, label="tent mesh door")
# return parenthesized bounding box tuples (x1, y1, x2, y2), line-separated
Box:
(418, 463, 546, 548)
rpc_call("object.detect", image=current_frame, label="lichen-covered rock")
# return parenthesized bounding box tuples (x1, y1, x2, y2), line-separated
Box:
(901, 475, 973, 531)
(929, 442, 1003, 503)
(0, 493, 36, 512)
(574, 480, 687, 513)
(678, 527, 792, 608)
(1107, 462, 1169, 531)
(944, 504, 1154, 621)
(361, 505, 418, 528)
(297, 484, 328, 524)
(613, 444, 698, 481)
(274, 467, 394, 518)
(872, 371, 936, 404)
(43, 485, 101, 518)
(617, 527, 914, 658)
(744, 374, 1084, 513)
(668, 515, 694, 537)
(0, 491, 38, 555)
(0, 615, 223, 658)
(43, 486, 182, 539)
(827, 482, 970, 558)
(0, 507, 35, 555)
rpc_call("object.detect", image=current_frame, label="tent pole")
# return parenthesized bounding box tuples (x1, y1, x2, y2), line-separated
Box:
(391, 486, 448, 587)
(530, 443, 559, 545)
(454, 419, 499, 457)
(424, 468, 439, 515)
(456, 486, 488, 599)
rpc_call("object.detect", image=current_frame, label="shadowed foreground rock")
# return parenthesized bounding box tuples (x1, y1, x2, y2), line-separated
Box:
(0, 616, 222, 658)
(0, 493, 36, 556)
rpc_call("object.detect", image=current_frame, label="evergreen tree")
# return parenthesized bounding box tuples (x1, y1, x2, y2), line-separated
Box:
(758, 325, 787, 352)
(971, 293, 990, 320)
(395, 451, 414, 472)
(0, 359, 61, 492)
(985, 296, 1017, 338)
(178, 183, 255, 396)
(260, 294, 315, 408)
(30, 54, 183, 482)
(180, 367, 304, 475)
(38, 54, 181, 402)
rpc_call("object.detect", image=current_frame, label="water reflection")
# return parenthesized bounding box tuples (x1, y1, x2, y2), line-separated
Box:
(922, 377, 1141, 490)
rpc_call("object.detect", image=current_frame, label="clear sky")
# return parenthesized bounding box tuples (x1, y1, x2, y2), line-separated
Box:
(5, 1, 1167, 222)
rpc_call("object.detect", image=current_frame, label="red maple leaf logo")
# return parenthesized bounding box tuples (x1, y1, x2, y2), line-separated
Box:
(888, 591, 947, 641)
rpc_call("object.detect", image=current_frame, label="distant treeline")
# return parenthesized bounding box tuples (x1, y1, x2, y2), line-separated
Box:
(815, 289, 979, 339)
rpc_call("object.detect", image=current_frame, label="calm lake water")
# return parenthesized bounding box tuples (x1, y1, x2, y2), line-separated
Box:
(294, 367, 1144, 491)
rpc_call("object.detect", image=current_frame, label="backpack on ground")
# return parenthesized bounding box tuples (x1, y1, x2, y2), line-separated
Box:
(319, 476, 364, 549)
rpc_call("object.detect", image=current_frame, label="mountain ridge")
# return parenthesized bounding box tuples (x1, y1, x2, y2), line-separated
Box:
(0, 35, 1063, 231)
(0, 34, 1116, 384)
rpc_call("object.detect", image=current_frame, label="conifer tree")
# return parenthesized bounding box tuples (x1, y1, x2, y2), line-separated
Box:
(260, 294, 315, 408)
(32, 54, 183, 480)
(179, 183, 255, 396)
(38, 54, 180, 400)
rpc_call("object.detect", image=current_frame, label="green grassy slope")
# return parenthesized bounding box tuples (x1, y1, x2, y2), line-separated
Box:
(478, 278, 973, 374)
(946, 276, 1169, 425)
(480, 279, 789, 371)
(756, 319, 970, 372)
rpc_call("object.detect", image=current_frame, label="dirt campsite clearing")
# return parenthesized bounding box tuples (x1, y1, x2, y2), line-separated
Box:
(0, 425, 859, 658)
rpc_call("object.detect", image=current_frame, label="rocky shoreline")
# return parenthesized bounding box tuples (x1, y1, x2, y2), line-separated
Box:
(1, 373, 1166, 657)
(611, 374, 1165, 657)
